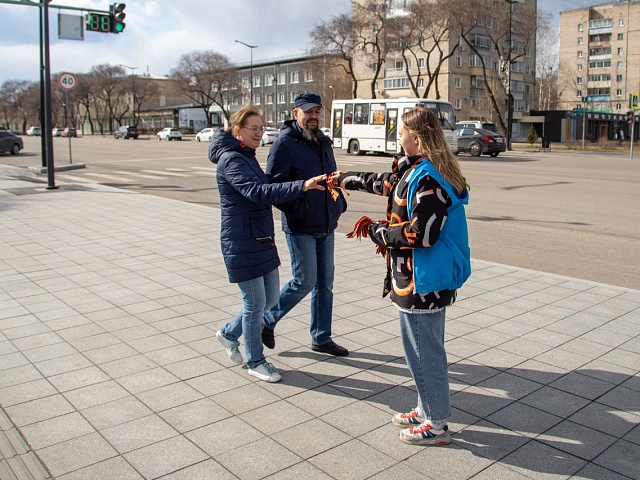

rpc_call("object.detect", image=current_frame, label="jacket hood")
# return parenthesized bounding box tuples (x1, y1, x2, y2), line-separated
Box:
(208, 129, 256, 164)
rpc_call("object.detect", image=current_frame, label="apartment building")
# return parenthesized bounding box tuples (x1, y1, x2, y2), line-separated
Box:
(556, 0, 640, 141)
(559, 0, 640, 114)
(351, 0, 537, 140)
(214, 54, 352, 129)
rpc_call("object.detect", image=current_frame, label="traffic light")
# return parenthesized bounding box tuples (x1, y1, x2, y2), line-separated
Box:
(627, 111, 634, 124)
(110, 3, 126, 34)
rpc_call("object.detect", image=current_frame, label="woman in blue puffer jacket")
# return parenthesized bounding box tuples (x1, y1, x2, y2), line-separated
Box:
(208, 105, 326, 383)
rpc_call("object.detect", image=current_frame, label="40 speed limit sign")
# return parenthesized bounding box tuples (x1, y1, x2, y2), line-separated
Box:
(58, 72, 77, 91)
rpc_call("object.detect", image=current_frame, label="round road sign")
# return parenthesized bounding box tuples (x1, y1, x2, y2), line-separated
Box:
(58, 72, 77, 91)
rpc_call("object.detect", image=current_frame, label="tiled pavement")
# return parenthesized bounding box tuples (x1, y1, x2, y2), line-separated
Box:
(0, 164, 639, 480)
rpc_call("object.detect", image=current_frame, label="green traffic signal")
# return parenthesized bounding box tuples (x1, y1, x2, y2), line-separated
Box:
(110, 3, 126, 34)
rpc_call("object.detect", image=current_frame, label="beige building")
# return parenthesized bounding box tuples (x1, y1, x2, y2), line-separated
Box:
(351, 0, 537, 140)
(559, 0, 640, 114)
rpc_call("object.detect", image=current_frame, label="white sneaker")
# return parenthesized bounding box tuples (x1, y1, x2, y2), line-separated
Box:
(216, 330, 243, 364)
(248, 362, 282, 383)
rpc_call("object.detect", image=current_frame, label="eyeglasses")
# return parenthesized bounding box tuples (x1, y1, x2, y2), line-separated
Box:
(242, 126, 265, 134)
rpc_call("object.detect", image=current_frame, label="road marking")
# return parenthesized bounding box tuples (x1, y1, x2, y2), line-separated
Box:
(189, 166, 216, 172)
(57, 174, 97, 183)
(114, 171, 165, 179)
(84, 173, 134, 182)
(142, 170, 189, 177)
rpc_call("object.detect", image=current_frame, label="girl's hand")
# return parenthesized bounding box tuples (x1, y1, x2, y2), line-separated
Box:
(302, 174, 327, 192)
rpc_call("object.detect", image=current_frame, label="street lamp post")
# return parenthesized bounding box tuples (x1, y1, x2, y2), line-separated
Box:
(235, 40, 258, 101)
(119, 64, 138, 125)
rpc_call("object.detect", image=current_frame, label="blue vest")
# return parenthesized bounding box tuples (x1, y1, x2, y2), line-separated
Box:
(406, 159, 471, 293)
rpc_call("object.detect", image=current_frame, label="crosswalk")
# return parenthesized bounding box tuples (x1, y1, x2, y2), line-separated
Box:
(57, 166, 217, 185)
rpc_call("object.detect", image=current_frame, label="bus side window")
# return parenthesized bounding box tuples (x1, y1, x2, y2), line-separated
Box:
(345, 104, 353, 124)
(354, 104, 369, 125)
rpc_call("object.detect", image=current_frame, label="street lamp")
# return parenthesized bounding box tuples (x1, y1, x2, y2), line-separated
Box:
(119, 64, 138, 125)
(235, 40, 258, 101)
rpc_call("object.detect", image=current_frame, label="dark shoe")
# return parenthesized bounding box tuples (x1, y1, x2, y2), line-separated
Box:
(311, 340, 348, 356)
(262, 326, 275, 349)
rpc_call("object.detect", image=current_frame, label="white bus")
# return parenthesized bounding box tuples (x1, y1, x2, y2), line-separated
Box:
(329, 98, 458, 155)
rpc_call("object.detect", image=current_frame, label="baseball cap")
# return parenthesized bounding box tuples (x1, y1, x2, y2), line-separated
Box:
(294, 93, 323, 111)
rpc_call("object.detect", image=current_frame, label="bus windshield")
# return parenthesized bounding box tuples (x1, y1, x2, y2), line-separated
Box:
(419, 102, 456, 130)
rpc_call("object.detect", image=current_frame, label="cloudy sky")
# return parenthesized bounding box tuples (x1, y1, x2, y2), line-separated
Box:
(0, 0, 588, 85)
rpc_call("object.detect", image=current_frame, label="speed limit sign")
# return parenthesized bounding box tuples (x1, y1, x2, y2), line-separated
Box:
(58, 72, 77, 90)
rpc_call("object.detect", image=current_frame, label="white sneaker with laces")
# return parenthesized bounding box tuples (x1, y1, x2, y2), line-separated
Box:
(216, 330, 243, 364)
(248, 362, 282, 383)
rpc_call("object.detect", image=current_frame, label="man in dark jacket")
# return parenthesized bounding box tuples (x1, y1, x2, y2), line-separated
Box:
(262, 93, 348, 356)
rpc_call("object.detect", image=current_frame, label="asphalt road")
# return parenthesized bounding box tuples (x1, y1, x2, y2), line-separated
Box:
(4, 134, 640, 290)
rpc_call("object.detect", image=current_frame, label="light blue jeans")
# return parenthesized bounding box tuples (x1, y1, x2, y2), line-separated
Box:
(221, 268, 280, 368)
(264, 232, 335, 346)
(398, 308, 451, 422)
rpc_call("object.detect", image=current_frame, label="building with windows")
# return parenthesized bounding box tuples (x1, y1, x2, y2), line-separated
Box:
(210, 54, 351, 129)
(558, 0, 640, 140)
(351, 0, 537, 140)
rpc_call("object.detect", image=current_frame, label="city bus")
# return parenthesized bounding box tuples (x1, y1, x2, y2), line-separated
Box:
(329, 98, 458, 155)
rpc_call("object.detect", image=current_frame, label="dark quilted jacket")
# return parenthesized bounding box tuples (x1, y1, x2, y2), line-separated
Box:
(209, 129, 305, 283)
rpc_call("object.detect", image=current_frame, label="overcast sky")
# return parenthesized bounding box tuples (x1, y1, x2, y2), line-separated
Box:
(0, 0, 590, 85)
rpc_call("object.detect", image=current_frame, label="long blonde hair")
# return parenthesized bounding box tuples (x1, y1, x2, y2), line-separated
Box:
(226, 104, 263, 136)
(401, 107, 468, 194)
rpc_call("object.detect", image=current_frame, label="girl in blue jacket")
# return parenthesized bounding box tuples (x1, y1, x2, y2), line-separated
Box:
(331, 107, 470, 445)
(209, 105, 326, 383)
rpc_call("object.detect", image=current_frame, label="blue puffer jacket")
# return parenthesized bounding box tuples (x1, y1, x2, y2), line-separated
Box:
(209, 129, 305, 283)
(266, 121, 346, 234)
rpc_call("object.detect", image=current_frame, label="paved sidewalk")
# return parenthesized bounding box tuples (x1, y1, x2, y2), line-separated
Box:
(0, 165, 638, 480)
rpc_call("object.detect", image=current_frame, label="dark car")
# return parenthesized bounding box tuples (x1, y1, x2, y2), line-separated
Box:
(0, 130, 24, 155)
(61, 127, 77, 137)
(114, 125, 139, 139)
(456, 127, 506, 157)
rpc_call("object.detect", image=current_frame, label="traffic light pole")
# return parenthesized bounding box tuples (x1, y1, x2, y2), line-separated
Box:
(631, 117, 635, 160)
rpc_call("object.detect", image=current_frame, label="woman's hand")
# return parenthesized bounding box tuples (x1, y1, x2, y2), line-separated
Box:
(302, 174, 327, 192)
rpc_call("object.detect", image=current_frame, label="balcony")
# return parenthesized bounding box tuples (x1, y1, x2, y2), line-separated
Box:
(588, 54, 612, 62)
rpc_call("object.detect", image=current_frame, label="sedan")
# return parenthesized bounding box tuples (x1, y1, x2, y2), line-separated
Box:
(261, 127, 279, 146)
(0, 130, 24, 155)
(157, 127, 182, 141)
(195, 128, 215, 142)
(52, 128, 63, 137)
(456, 127, 506, 157)
(114, 125, 139, 139)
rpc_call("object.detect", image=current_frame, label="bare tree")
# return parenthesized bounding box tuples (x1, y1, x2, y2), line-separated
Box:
(353, 0, 389, 99)
(456, 0, 538, 142)
(89, 64, 128, 133)
(170, 50, 237, 127)
(536, 9, 560, 110)
(310, 13, 359, 99)
(0, 80, 38, 132)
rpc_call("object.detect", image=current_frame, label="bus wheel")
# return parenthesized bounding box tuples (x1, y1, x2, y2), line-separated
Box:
(349, 139, 362, 155)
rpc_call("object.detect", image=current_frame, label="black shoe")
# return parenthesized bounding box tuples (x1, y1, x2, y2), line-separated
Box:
(311, 340, 348, 356)
(262, 326, 275, 349)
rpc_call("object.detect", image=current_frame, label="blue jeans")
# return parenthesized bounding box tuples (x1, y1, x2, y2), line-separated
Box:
(398, 308, 451, 422)
(221, 268, 280, 368)
(264, 232, 335, 345)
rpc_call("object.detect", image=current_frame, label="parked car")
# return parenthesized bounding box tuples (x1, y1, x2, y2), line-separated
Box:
(157, 127, 182, 141)
(261, 127, 279, 146)
(195, 128, 215, 142)
(321, 127, 331, 139)
(456, 121, 498, 134)
(61, 127, 77, 137)
(114, 125, 139, 139)
(52, 128, 63, 137)
(0, 130, 24, 155)
(27, 126, 41, 136)
(456, 127, 506, 157)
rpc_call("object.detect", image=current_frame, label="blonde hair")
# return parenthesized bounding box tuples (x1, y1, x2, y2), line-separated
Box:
(401, 107, 469, 194)
(226, 104, 263, 136)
